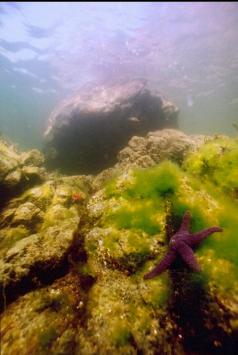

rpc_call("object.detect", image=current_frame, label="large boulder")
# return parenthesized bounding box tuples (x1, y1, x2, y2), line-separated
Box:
(44, 79, 179, 174)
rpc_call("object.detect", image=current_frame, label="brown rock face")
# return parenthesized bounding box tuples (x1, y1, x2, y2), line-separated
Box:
(44, 79, 179, 174)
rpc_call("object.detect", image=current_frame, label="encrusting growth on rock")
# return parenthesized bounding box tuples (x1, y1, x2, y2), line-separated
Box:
(144, 211, 223, 279)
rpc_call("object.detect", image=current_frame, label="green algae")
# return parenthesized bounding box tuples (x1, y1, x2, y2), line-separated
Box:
(78, 162, 179, 353)
(104, 200, 162, 235)
(105, 161, 181, 200)
(196, 198, 238, 278)
(168, 172, 238, 294)
(175, 176, 238, 274)
(126, 161, 181, 199)
(104, 161, 181, 236)
(183, 136, 238, 197)
(104, 154, 238, 297)
(103, 154, 238, 297)
(170, 196, 210, 233)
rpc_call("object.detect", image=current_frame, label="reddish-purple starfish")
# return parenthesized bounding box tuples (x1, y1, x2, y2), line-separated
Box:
(144, 211, 223, 279)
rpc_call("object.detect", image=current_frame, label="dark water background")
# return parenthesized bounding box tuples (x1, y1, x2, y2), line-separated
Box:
(1, 2, 238, 149)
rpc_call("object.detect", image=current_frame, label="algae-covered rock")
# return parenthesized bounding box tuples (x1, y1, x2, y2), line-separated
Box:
(19, 181, 55, 211)
(86, 157, 238, 353)
(0, 220, 78, 304)
(1, 130, 238, 355)
(0, 137, 46, 204)
(0, 272, 85, 355)
(0, 174, 90, 307)
(21, 166, 46, 183)
(183, 134, 238, 198)
(0, 225, 29, 259)
(118, 129, 209, 169)
(0, 139, 20, 181)
(92, 129, 208, 191)
(86, 226, 159, 274)
(0, 201, 44, 231)
(4, 169, 22, 189)
(20, 149, 45, 167)
(12, 202, 44, 227)
(77, 269, 181, 355)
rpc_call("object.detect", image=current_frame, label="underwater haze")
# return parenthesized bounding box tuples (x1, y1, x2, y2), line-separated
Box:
(2, 3, 238, 355)
(1, 2, 238, 149)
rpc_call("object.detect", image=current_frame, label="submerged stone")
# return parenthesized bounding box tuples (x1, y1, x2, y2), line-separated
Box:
(0, 272, 84, 355)
(0, 138, 46, 205)
(44, 79, 179, 174)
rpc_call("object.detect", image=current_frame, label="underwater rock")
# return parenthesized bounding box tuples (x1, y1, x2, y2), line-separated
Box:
(4, 169, 22, 189)
(0, 222, 77, 305)
(92, 129, 208, 191)
(77, 268, 181, 355)
(0, 138, 46, 206)
(1, 131, 238, 354)
(0, 139, 20, 181)
(183, 134, 238, 199)
(44, 79, 179, 174)
(0, 175, 91, 307)
(20, 149, 45, 167)
(0, 272, 85, 355)
(118, 128, 209, 169)
(87, 159, 238, 354)
(11, 201, 44, 227)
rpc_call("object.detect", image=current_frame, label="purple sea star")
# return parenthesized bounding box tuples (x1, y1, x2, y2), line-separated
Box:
(144, 211, 223, 279)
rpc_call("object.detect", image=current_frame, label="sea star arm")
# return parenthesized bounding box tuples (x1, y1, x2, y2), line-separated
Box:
(178, 211, 191, 232)
(185, 227, 223, 247)
(144, 249, 176, 279)
(176, 241, 201, 272)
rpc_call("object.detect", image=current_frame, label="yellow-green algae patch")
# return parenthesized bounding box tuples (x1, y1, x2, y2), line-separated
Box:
(101, 161, 181, 266)
(103, 198, 164, 235)
(195, 197, 238, 292)
(183, 135, 238, 197)
(103, 157, 238, 300)
(105, 157, 238, 301)
(105, 160, 182, 200)
(77, 163, 181, 353)
(170, 173, 238, 298)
